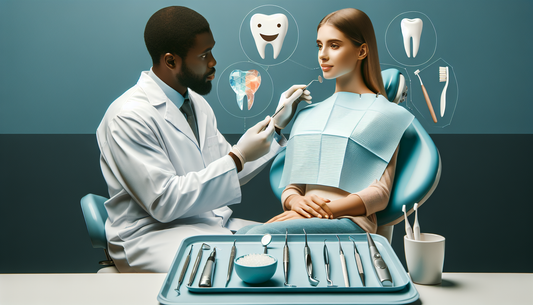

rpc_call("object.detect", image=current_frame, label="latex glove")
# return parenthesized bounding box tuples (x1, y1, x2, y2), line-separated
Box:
(233, 116, 275, 163)
(273, 85, 312, 129)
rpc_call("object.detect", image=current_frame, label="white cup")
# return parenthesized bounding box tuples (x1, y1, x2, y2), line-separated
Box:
(404, 233, 445, 285)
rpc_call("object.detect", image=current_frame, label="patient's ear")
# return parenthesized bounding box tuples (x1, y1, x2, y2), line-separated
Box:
(358, 44, 368, 60)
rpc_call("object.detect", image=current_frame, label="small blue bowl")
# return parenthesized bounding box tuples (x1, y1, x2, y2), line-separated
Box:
(234, 254, 278, 284)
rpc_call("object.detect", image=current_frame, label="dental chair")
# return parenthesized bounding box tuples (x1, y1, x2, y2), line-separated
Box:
(80, 193, 119, 273)
(269, 68, 441, 243)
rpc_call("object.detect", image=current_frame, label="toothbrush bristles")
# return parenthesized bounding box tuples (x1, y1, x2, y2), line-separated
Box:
(439, 67, 448, 82)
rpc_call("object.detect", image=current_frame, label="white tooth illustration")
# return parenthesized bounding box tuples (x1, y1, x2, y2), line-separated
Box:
(401, 18, 423, 58)
(250, 13, 288, 59)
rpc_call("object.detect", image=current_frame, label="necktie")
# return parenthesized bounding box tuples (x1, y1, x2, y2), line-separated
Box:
(181, 98, 199, 142)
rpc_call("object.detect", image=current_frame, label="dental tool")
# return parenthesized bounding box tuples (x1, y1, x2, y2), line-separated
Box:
(175, 245, 193, 295)
(349, 236, 365, 286)
(367, 233, 393, 287)
(439, 66, 449, 117)
(414, 69, 437, 123)
(336, 235, 350, 287)
(199, 248, 217, 287)
(271, 76, 322, 119)
(303, 229, 319, 286)
(403, 205, 414, 240)
(261, 234, 272, 254)
(225, 240, 236, 287)
(188, 243, 210, 286)
(323, 239, 337, 287)
(283, 229, 296, 287)
(413, 203, 421, 241)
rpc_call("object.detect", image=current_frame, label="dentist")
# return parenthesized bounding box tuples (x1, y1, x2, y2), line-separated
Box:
(97, 6, 309, 273)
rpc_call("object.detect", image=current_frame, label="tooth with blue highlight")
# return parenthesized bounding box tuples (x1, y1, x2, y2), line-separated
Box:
(401, 18, 423, 58)
(250, 13, 288, 59)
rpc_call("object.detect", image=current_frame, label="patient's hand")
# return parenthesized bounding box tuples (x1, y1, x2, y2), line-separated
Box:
(266, 211, 306, 223)
(287, 194, 333, 219)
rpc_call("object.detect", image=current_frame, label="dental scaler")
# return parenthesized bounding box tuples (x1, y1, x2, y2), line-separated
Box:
(283, 229, 296, 287)
(367, 233, 393, 287)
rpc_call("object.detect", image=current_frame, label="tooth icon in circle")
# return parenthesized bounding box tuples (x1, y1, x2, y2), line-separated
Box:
(401, 18, 423, 58)
(250, 13, 288, 59)
(229, 69, 262, 110)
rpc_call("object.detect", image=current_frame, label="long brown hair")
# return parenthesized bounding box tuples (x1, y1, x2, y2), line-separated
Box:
(318, 8, 386, 98)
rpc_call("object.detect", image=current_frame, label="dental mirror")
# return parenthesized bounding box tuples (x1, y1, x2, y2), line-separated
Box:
(261, 234, 272, 254)
(304, 75, 323, 90)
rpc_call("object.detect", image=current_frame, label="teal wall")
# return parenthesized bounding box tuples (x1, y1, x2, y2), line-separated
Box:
(1, 0, 532, 134)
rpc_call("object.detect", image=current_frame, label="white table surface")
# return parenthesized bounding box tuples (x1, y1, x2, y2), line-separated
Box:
(0, 273, 531, 305)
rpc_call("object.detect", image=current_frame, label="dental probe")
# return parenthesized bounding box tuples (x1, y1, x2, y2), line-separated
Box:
(336, 235, 350, 287)
(283, 229, 296, 287)
(367, 233, 393, 287)
(349, 236, 365, 286)
(271, 76, 323, 119)
(225, 240, 236, 287)
(175, 245, 193, 295)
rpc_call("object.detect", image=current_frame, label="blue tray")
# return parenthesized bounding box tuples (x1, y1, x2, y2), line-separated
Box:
(158, 234, 419, 304)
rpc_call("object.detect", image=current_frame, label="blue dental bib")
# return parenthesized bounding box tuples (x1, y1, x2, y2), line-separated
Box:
(280, 92, 414, 194)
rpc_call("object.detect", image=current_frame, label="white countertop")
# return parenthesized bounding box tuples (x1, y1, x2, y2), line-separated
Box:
(0, 273, 531, 305)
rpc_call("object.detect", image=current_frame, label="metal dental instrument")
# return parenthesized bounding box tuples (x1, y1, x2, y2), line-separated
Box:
(261, 234, 272, 254)
(323, 239, 337, 287)
(349, 236, 365, 286)
(175, 245, 193, 295)
(303, 229, 319, 286)
(199, 248, 217, 287)
(188, 243, 210, 286)
(225, 240, 236, 287)
(367, 233, 393, 287)
(271, 76, 323, 119)
(283, 229, 296, 287)
(336, 235, 350, 287)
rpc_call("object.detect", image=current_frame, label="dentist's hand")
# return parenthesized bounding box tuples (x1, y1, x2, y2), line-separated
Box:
(273, 85, 312, 129)
(232, 116, 275, 163)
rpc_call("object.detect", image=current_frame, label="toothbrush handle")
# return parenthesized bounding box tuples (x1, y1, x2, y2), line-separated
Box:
(440, 81, 448, 117)
(421, 85, 437, 123)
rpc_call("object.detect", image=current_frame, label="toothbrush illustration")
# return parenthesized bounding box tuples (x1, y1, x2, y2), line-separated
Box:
(413, 203, 421, 241)
(403, 205, 414, 240)
(439, 66, 449, 117)
(414, 69, 437, 123)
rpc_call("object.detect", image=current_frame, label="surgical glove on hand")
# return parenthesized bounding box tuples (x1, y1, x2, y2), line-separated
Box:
(273, 85, 312, 129)
(232, 116, 275, 163)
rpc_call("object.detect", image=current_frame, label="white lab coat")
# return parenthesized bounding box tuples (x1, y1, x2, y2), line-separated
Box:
(96, 71, 285, 272)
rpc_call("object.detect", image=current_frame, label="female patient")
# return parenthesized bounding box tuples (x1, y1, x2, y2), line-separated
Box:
(237, 8, 413, 235)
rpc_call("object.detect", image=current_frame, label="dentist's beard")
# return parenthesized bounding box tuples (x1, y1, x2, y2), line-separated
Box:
(178, 64, 215, 95)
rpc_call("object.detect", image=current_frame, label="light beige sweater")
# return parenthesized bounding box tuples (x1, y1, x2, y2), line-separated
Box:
(280, 147, 398, 233)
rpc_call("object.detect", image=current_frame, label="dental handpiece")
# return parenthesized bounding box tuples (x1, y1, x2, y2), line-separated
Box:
(367, 233, 393, 287)
(303, 229, 319, 286)
(283, 229, 296, 287)
(199, 248, 217, 287)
